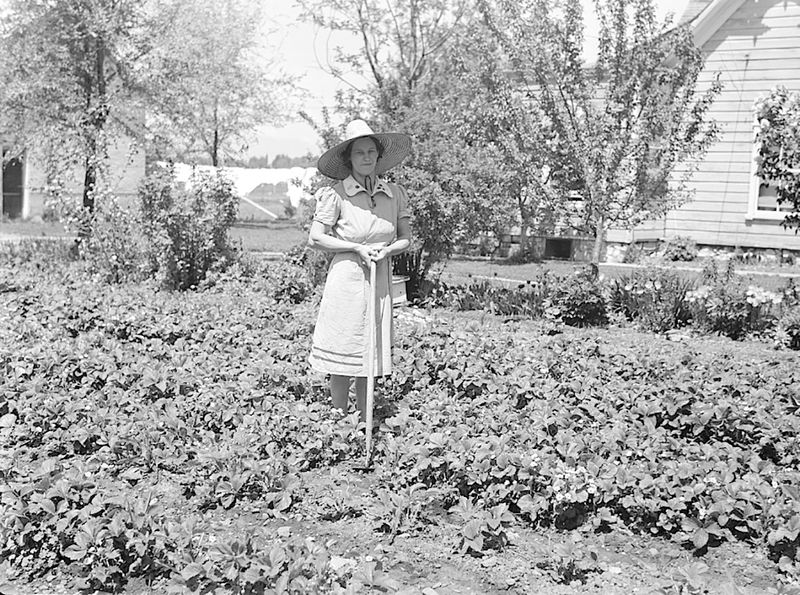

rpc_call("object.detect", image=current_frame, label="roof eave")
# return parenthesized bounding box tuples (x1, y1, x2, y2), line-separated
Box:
(689, 0, 748, 48)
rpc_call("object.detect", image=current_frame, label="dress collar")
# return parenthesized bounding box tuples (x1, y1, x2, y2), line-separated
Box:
(342, 175, 394, 198)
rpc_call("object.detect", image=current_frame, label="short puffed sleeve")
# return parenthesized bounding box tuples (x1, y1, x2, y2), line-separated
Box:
(313, 186, 340, 226)
(395, 184, 410, 220)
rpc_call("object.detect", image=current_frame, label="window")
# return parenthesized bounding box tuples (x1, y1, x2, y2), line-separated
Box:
(747, 120, 787, 221)
(755, 183, 792, 213)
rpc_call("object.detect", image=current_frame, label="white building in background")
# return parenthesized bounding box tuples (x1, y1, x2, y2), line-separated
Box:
(165, 162, 316, 221)
(1, 140, 144, 220)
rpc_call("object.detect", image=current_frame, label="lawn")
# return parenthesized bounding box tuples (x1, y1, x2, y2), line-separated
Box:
(4, 218, 798, 290)
(2, 248, 799, 594)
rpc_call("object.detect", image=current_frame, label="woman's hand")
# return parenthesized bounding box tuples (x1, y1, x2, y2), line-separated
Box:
(354, 243, 388, 265)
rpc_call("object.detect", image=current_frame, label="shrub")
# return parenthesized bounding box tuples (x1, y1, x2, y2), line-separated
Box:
(546, 268, 608, 327)
(76, 194, 148, 283)
(608, 268, 695, 333)
(776, 306, 800, 350)
(662, 236, 698, 261)
(270, 261, 316, 304)
(285, 242, 331, 288)
(139, 166, 239, 290)
(685, 260, 780, 339)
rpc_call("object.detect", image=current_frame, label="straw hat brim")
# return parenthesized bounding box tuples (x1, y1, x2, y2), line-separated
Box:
(317, 132, 411, 180)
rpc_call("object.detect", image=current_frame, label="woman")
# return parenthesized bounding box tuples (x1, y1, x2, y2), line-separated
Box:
(307, 119, 412, 419)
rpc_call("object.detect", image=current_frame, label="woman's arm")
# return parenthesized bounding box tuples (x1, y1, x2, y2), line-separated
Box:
(308, 220, 374, 264)
(382, 217, 411, 257)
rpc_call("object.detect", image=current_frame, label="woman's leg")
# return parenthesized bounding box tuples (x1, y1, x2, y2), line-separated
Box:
(330, 375, 351, 414)
(354, 377, 367, 421)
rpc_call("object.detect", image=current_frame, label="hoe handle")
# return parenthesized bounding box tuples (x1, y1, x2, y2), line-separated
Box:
(365, 260, 377, 466)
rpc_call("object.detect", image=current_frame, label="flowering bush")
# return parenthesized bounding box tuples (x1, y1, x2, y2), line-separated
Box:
(608, 269, 695, 332)
(684, 260, 782, 339)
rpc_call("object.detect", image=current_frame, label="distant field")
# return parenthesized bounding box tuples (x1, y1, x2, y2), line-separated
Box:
(230, 221, 306, 253)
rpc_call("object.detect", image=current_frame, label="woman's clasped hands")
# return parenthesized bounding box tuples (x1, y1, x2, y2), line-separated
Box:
(355, 243, 389, 265)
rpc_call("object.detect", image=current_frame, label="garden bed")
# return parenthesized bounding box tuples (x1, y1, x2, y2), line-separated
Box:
(2, 250, 800, 594)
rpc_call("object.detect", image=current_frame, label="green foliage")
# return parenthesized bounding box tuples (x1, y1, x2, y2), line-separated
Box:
(284, 243, 331, 288)
(76, 194, 149, 283)
(0, 0, 154, 209)
(662, 236, 699, 262)
(685, 260, 781, 340)
(609, 269, 695, 332)
(138, 166, 239, 290)
(0, 257, 360, 591)
(140, 0, 297, 165)
(380, 321, 800, 577)
(481, 0, 721, 263)
(450, 498, 514, 556)
(546, 268, 608, 327)
(423, 274, 557, 320)
(754, 86, 800, 230)
(538, 537, 601, 584)
(3, 248, 800, 592)
(776, 306, 800, 350)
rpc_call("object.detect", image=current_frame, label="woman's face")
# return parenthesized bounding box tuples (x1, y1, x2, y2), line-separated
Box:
(349, 137, 380, 178)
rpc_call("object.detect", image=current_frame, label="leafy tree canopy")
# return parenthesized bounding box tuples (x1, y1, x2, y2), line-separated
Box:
(480, 0, 721, 265)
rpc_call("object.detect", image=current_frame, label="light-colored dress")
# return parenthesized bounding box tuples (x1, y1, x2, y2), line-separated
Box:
(309, 175, 410, 377)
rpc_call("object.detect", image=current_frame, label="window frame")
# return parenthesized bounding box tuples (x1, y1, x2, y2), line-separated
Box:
(747, 119, 790, 222)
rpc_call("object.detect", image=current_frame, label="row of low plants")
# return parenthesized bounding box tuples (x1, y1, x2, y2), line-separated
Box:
(420, 260, 800, 348)
(373, 318, 800, 578)
(2, 243, 800, 592)
(1, 252, 365, 593)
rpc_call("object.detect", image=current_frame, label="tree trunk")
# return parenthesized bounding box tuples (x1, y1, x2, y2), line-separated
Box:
(590, 214, 606, 279)
(212, 128, 219, 166)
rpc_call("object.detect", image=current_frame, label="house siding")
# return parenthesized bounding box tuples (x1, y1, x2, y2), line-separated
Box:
(609, 0, 800, 251)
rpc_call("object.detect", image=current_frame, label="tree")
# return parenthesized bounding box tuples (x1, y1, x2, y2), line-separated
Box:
(480, 0, 721, 268)
(296, 0, 473, 116)
(0, 0, 161, 223)
(299, 14, 530, 291)
(754, 86, 800, 231)
(139, 0, 296, 166)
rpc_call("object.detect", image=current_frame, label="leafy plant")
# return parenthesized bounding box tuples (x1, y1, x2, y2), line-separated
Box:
(661, 236, 699, 262)
(450, 498, 514, 556)
(546, 268, 608, 326)
(138, 165, 239, 290)
(685, 260, 781, 339)
(537, 537, 601, 584)
(608, 268, 695, 332)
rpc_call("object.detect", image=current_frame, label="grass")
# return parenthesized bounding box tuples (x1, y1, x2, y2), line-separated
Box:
(229, 220, 306, 253)
(3, 217, 799, 290)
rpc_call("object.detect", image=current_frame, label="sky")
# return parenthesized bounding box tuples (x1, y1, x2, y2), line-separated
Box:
(252, 0, 692, 159)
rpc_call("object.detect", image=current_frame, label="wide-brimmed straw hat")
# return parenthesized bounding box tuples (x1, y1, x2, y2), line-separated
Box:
(317, 119, 411, 180)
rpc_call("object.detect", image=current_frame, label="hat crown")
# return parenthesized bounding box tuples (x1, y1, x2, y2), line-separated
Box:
(344, 119, 376, 142)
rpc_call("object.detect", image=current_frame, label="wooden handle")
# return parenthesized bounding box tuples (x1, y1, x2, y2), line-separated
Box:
(365, 260, 377, 466)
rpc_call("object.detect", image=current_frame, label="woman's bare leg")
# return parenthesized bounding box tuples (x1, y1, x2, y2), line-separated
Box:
(354, 377, 368, 421)
(330, 375, 351, 414)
